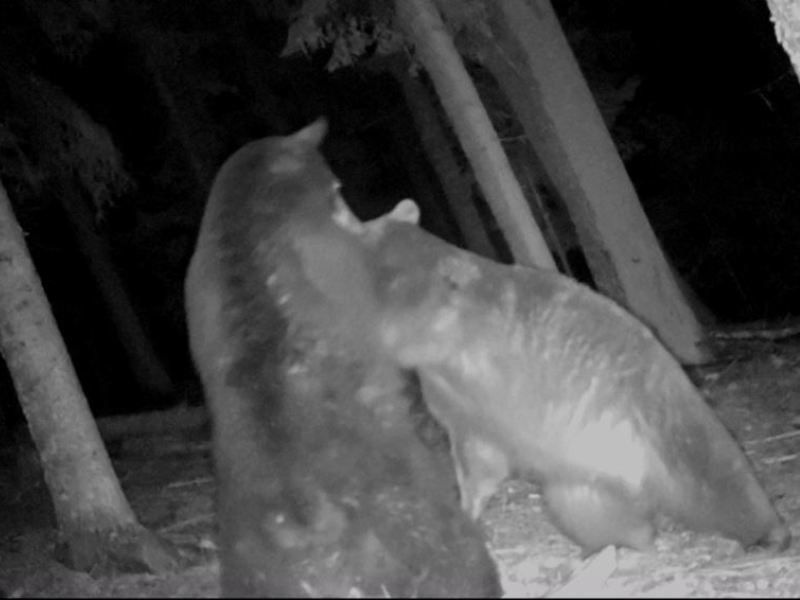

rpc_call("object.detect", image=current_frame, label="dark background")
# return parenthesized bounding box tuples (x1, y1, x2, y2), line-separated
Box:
(1, 0, 799, 421)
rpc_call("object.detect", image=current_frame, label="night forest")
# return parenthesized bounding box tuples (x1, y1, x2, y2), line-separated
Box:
(2, 0, 800, 596)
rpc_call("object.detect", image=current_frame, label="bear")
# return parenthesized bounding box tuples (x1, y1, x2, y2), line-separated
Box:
(344, 201, 790, 555)
(185, 119, 500, 596)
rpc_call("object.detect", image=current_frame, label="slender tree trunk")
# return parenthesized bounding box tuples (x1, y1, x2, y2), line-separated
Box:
(114, 0, 218, 219)
(390, 61, 499, 260)
(0, 179, 177, 573)
(115, 0, 209, 194)
(383, 108, 461, 242)
(395, 0, 555, 269)
(57, 179, 173, 399)
(1, 69, 175, 399)
(474, 0, 707, 363)
(504, 141, 576, 278)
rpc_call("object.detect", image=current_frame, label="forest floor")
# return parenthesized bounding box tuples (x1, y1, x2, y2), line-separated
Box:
(1, 334, 799, 598)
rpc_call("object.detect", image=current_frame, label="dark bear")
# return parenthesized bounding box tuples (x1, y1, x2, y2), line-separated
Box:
(345, 204, 790, 555)
(185, 120, 500, 597)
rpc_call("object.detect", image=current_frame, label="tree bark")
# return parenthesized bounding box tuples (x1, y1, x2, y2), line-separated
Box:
(0, 179, 177, 573)
(395, 0, 555, 269)
(390, 61, 499, 260)
(766, 0, 800, 79)
(504, 141, 576, 278)
(475, 0, 708, 363)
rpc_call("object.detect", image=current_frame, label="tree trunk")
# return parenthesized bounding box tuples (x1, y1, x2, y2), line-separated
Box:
(475, 0, 708, 364)
(115, 0, 209, 196)
(1, 68, 174, 402)
(389, 60, 499, 260)
(382, 105, 462, 243)
(504, 141, 576, 278)
(58, 179, 174, 400)
(0, 179, 177, 573)
(395, 0, 555, 269)
(766, 0, 800, 78)
(114, 0, 217, 222)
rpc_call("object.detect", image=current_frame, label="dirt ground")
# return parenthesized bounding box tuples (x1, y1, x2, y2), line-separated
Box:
(1, 335, 799, 598)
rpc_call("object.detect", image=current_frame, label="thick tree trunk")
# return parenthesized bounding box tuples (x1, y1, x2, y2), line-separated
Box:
(766, 0, 800, 78)
(475, 0, 708, 363)
(395, 0, 555, 269)
(390, 61, 499, 260)
(0, 180, 177, 573)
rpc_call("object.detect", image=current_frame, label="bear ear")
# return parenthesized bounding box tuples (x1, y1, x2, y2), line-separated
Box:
(268, 117, 329, 176)
(387, 199, 420, 225)
(290, 117, 328, 150)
